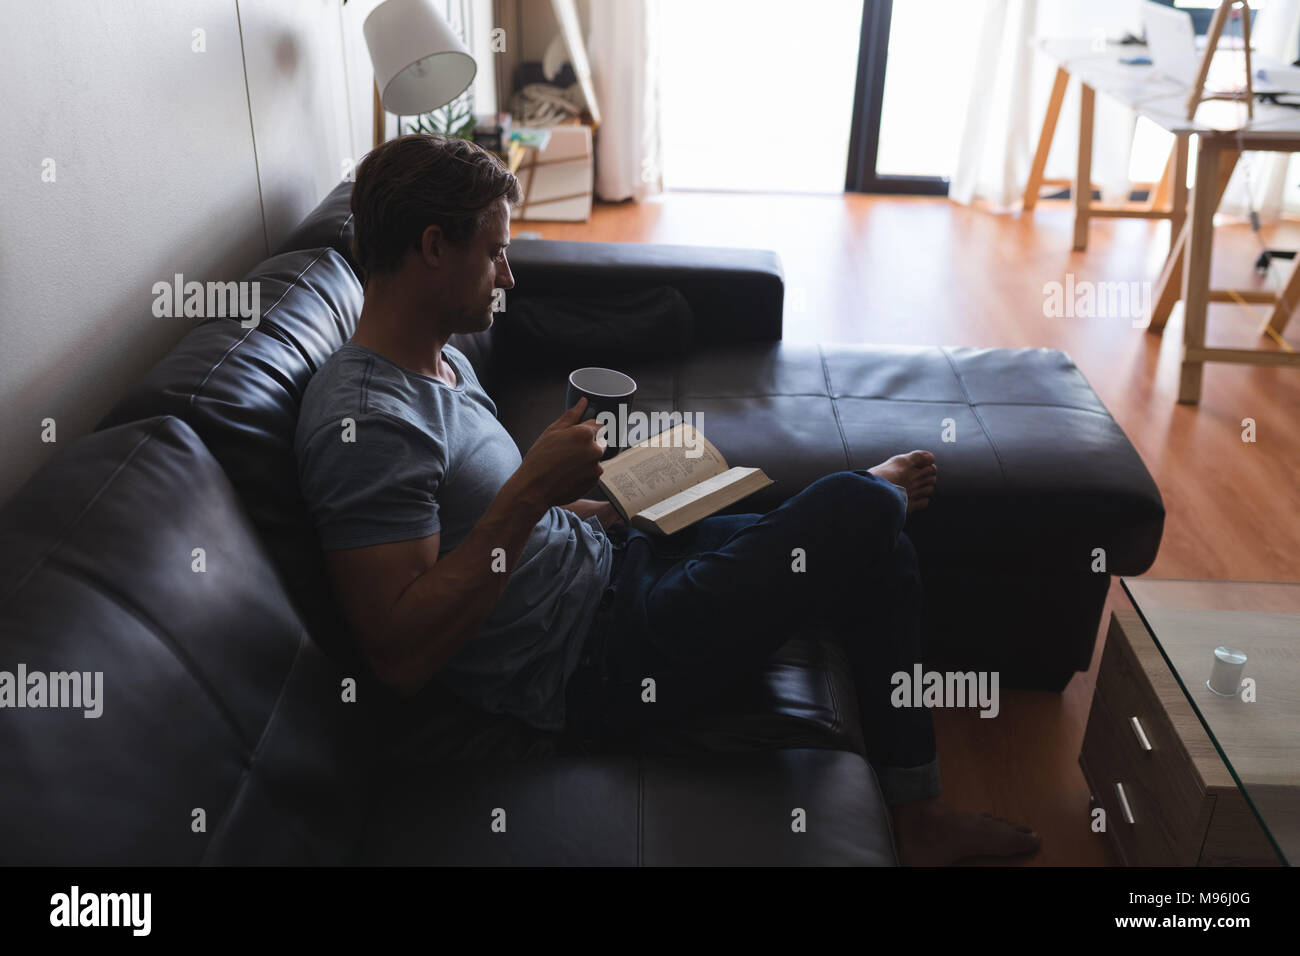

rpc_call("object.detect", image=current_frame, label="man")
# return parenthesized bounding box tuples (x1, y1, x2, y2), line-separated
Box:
(294, 134, 1039, 865)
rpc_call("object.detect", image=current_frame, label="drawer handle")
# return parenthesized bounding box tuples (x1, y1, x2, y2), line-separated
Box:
(1129, 716, 1153, 752)
(1115, 782, 1136, 825)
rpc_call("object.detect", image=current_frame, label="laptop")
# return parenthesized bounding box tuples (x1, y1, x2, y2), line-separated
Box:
(1142, 0, 1300, 95)
(1144, 2, 1203, 86)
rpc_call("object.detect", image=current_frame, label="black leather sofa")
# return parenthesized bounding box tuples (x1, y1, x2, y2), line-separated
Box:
(0, 182, 1163, 865)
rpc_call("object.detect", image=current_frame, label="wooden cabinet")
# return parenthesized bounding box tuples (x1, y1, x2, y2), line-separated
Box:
(1079, 609, 1281, 866)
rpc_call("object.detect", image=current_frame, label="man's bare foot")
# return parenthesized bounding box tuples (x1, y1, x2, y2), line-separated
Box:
(892, 799, 1040, 866)
(868, 450, 938, 513)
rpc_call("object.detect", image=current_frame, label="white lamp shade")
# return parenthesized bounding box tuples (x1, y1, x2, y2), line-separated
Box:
(364, 0, 477, 116)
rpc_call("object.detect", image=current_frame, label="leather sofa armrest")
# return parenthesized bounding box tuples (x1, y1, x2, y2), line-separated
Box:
(505, 238, 785, 345)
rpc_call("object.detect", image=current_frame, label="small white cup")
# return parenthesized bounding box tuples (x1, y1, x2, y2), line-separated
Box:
(1207, 646, 1247, 698)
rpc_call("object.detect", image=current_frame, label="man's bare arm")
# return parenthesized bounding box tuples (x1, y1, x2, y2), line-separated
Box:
(326, 400, 605, 696)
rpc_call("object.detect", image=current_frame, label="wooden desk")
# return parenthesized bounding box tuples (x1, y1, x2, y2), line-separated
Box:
(1027, 38, 1300, 403)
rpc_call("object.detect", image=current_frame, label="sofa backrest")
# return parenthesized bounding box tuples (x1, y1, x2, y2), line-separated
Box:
(97, 247, 366, 668)
(275, 180, 357, 271)
(96, 237, 505, 671)
(0, 416, 375, 864)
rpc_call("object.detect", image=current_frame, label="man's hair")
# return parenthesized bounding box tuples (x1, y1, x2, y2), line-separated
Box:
(350, 133, 522, 280)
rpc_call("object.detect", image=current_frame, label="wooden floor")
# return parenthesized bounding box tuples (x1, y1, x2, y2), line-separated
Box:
(513, 193, 1300, 865)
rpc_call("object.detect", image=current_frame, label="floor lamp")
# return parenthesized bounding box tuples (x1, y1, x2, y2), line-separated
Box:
(363, 0, 478, 151)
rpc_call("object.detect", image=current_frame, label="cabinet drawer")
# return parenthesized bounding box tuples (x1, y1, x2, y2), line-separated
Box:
(1080, 618, 1215, 865)
(1081, 691, 1199, 864)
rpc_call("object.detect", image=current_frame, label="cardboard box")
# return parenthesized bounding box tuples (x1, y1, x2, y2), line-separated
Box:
(512, 123, 593, 222)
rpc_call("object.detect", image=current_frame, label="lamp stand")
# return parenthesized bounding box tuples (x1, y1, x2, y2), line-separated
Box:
(373, 78, 386, 151)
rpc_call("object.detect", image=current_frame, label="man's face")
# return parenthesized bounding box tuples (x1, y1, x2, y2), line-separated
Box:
(437, 198, 514, 335)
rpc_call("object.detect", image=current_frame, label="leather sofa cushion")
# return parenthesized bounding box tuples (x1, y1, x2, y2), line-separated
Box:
(356, 748, 895, 865)
(0, 416, 375, 864)
(495, 286, 694, 365)
(503, 239, 785, 345)
(380, 632, 866, 763)
(609, 633, 866, 757)
(96, 248, 364, 667)
(639, 748, 895, 865)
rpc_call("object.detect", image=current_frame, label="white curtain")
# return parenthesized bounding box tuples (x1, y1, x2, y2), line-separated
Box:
(586, 0, 663, 202)
(1222, 0, 1300, 221)
(950, 0, 1039, 206)
(952, 0, 1161, 209)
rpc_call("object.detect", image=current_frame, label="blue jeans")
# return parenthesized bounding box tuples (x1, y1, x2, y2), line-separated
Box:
(564, 470, 942, 805)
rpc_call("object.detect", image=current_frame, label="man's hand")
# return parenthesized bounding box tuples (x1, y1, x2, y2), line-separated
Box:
(507, 398, 606, 510)
(562, 498, 624, 528)
(592, 500, 624, 528)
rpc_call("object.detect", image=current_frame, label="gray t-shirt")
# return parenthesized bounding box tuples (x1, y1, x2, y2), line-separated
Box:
(294, 342, 613, 731)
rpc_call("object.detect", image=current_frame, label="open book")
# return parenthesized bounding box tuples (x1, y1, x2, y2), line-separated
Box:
(597, 423, 772, 536)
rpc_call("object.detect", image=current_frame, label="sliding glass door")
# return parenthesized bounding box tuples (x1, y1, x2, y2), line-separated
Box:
(846, 0, 983, 194)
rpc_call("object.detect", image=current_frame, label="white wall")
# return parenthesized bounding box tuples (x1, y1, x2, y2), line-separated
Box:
(0, 0, 499, 506)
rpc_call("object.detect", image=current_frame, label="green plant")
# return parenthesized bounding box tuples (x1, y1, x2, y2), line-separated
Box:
(404, 91, 476, 140)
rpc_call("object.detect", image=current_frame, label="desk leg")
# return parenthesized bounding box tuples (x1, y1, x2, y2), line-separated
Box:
(1023, 67, 1069, 213)
(1073, 84, 1095, 252)
(1149, 227, 1187, 334)
(1148, 144, 1235, 335)
(1179, 141, 1220, 404)
(1263, 251, 1300, 337)
(1148, 147, 1174, 212)
(1170, 134, 1189, 258)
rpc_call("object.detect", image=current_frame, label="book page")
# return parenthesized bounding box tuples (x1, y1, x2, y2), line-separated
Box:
(598, 423, 726, 517)
(636, 467, 763, 524)
(634, 467, 772, 536)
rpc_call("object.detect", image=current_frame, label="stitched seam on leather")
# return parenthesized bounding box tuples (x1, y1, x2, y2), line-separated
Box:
(860, 757, 902, 865)
(819, 637, 844, 740)
(257, 280, 346, 371)
(968, 400, 1111, 416)
(359, 355, 374, 415)
(270, 248, 333, 314)
(670, 394, 1112, 417)
(678, 391, 977, 401)
(831, 395, 1110, 415)
(202, 623, 329, 865)
(941, 348, 1009, 486)
(0, 417, 168, 606)
(819, 346, 850, 469)
(679, 391, 905, 398)
(184, 249, 334, 413)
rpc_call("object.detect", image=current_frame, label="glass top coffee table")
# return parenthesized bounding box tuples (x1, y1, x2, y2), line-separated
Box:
(1123, 578, 1300, 865)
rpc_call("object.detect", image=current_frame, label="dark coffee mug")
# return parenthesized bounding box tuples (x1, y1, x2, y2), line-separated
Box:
(566, 367, 637, 456)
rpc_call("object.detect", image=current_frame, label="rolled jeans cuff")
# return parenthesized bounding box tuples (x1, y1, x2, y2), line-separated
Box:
(873, 758, 942, 805)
